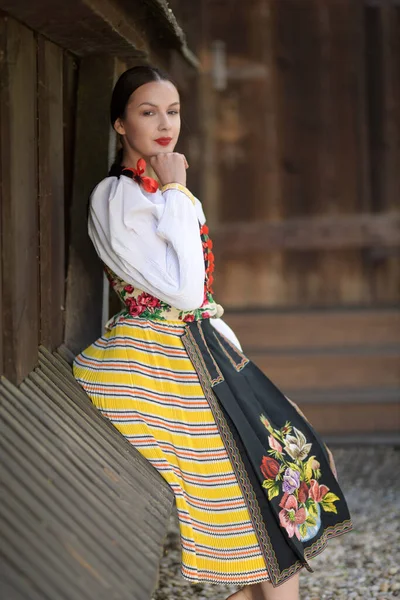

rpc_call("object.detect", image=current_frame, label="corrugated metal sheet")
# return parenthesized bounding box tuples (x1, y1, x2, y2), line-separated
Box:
(0, 345, 174, 600)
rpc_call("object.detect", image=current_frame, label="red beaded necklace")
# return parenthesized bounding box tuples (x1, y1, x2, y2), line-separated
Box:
(200, 224, 215, 294)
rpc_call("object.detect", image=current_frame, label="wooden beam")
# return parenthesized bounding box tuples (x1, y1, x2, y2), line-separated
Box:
(0, 0, 148, 58)
(37, 37, 65, 351)
(0, 0, 198, 65)
(254, 350, 400, 390)
(212, 212, 400, 254)
(0, 17, 39, 383)
(364, 0, 400, 5)
(224, 308, 400, 350)
(291, 402, 400, 435)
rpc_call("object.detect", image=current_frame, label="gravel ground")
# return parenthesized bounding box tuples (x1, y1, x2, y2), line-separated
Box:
(152, 446, 400, 600)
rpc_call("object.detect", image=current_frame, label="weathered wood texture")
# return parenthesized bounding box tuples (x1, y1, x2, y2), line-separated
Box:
(0, 346, 174, 600)
(64, 56, 118, 355)
(197, 0, 400, 309)
(0, 0, 197, 66)
(213, 212, 400, 253)
(38, 37, 65, 350)
(365, 1, 400, 302)
(0, 19, 70, 382)
(226, 308, 400, 349)
(0, 0, 148, 58)
(0, 17, 39, 383)
(63, 50, 79, 274)
(223, 307, 400, 438)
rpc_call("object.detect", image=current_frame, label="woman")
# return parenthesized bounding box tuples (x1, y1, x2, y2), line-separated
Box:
(73, 66, 352, 600)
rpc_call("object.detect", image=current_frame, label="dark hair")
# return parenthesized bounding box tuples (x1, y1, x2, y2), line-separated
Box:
(108, 65, 176, 177)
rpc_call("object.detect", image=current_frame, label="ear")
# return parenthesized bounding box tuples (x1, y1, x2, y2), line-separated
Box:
(113, 117, 125, 136)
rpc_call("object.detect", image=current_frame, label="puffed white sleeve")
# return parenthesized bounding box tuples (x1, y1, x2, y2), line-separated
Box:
(210, 317, 243, 351)
(88, 176, 206, 311)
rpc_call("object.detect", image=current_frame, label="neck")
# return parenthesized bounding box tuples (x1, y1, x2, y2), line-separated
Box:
(122, 147, 149, 173)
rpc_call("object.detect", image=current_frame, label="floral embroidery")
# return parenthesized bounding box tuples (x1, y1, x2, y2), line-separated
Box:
(284, 428, 312, 462)
(259, 416, 340, 542)
(103, 224, 224, 323)
(279, 494, 307, 538)
(104, 266, 170, 319)
(260, 456, 280, 479)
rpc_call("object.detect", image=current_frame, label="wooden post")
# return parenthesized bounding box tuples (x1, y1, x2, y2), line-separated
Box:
(37, 36, 65, 350)
(64, 55, 118, 355)
(371, 1, 400, 303)
(246, 0, 287, 307)
(0, 16, 39, 383)
(314, 0, 368, 305)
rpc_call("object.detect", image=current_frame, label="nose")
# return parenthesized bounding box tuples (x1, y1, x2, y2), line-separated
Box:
(158, 112, 172, 131)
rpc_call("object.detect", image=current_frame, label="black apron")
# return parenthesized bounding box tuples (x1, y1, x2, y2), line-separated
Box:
(182, 319, 353, 588)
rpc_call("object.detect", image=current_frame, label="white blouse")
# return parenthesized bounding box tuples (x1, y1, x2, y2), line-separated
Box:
(88, 174, 242, 350)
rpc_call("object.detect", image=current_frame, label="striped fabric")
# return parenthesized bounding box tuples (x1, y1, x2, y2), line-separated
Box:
(73, 315, 270, 585)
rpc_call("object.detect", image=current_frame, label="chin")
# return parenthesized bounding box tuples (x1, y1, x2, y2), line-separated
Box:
(152, 143, 176, 153)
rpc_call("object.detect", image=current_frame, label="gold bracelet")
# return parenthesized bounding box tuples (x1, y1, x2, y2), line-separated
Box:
(161, 183, 196, 206)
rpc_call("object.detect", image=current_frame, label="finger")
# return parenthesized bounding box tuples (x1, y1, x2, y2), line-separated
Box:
(181, 155, 189, 169)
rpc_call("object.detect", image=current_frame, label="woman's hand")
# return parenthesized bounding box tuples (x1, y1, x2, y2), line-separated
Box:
(149, 152, 188, 187)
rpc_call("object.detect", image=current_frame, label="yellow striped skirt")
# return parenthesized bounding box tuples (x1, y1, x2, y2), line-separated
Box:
(73, 316, 270, 585)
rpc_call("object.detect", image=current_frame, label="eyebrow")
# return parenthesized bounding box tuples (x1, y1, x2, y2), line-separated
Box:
(137, 101, 180, 108)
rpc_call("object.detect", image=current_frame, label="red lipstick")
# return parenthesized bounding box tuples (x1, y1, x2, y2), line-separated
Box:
(155, 137, 172, 146)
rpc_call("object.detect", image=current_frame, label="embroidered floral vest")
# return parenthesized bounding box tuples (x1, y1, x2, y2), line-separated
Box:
(104, 224, 224, 329)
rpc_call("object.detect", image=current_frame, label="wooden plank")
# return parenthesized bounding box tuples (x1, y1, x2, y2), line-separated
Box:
(224, 308, 400, 350)
(353, 0, 376, 303)
(0, 17, 39, 384)
(312, 0, 368, 305)
(292, 387, 400, 405)
(0, 347, 174, 600)
(0, 20, 3, 377)
(63, 51, 78, 223)
(2, 399, 159, 569)
(198, 50, 220, 227)
(212, 212, 400, 254)
(36, 350, 170, 488)
(0, 516, 75, 600)
(250, 351, 400, 390)
(246, 0, 286, 306)
(271, 0, 323, 306)
(25, 372, 166, 509)
(367, 2, 400, 304)
(354, 0, 372, 212)
(293, 401, 400, 435)
(0, 559, 46, 600)
(64, 56, 118, 355)
(365, 0, 400, 5)
(37, 37, 65, 350)
(378, 2, 400, 211)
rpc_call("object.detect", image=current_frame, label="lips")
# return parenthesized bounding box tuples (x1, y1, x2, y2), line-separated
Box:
(155, 137, 172, 146)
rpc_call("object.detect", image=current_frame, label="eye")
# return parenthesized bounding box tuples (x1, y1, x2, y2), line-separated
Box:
(142, 110, 155, 116)
(168, 110, 180, 115)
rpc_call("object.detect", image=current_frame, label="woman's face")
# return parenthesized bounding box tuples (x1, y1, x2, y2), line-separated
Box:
(114, 80, 181, 159)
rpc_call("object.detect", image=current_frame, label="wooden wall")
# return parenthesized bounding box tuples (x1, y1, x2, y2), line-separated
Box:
(0, 15, 77, 383)
(0, 7, 197, 379)
(191, 0, 400, 310)
(172, 0, 400, 439)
